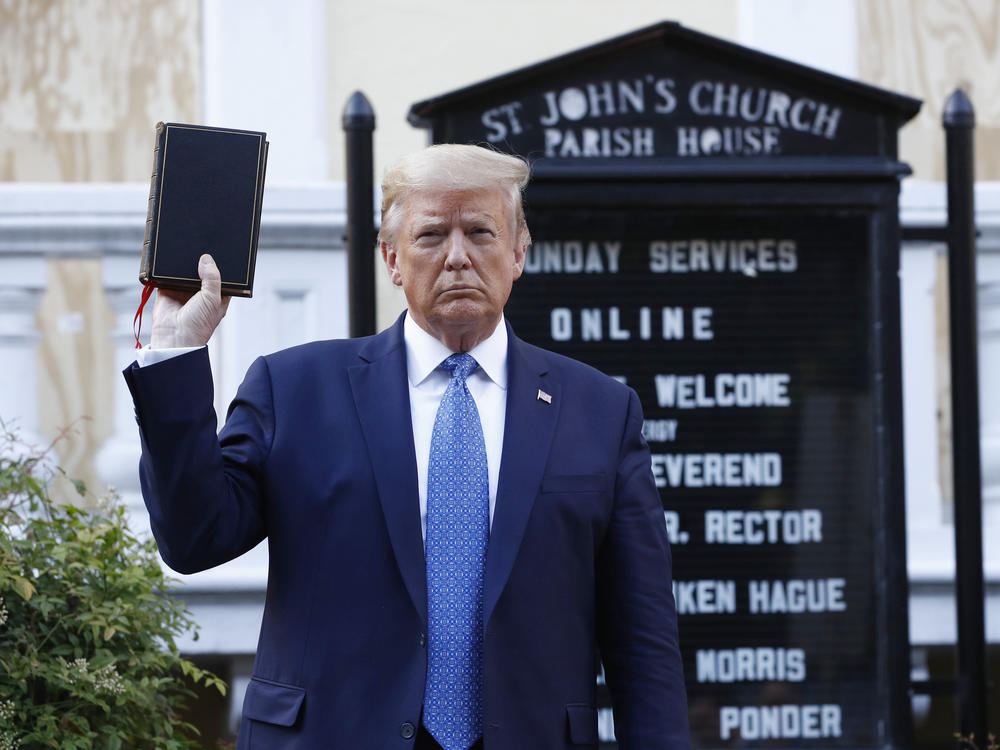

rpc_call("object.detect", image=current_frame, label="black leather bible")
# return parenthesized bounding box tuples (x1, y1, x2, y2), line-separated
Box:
(140, 122, 269, 297)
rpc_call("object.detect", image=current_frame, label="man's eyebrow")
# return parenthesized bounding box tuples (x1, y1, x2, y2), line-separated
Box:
(460, 211, 500, 226)
(410, 216, 448, 230)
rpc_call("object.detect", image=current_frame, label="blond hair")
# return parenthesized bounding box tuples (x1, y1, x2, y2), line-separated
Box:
(378, 144, 531, 248)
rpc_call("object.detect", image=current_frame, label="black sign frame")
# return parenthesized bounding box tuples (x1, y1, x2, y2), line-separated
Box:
(406, 20, 920, 750)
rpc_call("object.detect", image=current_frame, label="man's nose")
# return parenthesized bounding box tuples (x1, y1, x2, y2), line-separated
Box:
(443, 231, 473, 270)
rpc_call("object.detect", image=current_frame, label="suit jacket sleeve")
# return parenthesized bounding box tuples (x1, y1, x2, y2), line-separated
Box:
(596, 388, 690, 749)
(123, 347, 274, 574)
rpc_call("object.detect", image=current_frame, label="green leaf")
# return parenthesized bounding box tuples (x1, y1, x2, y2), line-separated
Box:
(209, 676, 228, 696)
(13, 574, 35, 601)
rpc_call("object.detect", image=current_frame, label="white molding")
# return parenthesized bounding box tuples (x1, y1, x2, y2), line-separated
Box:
(0, 183, 347, 255)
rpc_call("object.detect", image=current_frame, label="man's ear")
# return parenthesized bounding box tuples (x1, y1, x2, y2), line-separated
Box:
(511, 242, 527, 281)
(381, 241, 403, 286)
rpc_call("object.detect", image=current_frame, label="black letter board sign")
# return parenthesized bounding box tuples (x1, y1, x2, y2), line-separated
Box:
(409, 22, 921, 749)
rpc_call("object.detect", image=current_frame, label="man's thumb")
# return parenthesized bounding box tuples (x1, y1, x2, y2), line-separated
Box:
(198, 253, 223, 296)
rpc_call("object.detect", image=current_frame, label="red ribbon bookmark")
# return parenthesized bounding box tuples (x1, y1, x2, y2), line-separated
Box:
(133, 281, 157, 348)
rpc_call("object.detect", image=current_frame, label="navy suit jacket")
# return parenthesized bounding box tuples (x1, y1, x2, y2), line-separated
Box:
(124, 317, 689, 749)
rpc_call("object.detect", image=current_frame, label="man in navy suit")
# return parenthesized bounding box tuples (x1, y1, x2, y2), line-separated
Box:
(125, 144, 689, 749)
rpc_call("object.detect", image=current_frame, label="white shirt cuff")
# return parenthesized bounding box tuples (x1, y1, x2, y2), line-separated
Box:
(136, 345, 205, 367)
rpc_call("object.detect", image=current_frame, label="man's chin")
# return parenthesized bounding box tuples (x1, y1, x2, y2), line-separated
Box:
(437, 293, 485, 311)
(430, 302, 500, 332)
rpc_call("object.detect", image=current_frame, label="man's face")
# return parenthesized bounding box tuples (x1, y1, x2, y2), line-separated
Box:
(383, 188, 526, 350)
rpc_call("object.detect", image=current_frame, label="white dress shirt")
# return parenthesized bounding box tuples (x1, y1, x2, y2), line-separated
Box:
(136, 313, 510, 541)
(403, 312, 507, 541)
(135, 345, 202, 367)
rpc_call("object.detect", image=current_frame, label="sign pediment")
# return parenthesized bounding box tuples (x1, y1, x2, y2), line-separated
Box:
(409, 22, 920, 167)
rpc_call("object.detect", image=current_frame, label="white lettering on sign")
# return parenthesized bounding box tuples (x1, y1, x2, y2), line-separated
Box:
(642, 419, 678, 442)
(481, 101, 525, 142)
(654, 373, 791, 409)
(478, 76, 844, 156)
(649, 239, 797, 273)
(719, 705, 842, 740)
(704, 510, 822, 544)
(663, 510, 689, 545)
(687, 81, 841, 138)
(532, 78, 839, 136)
(651, 453, 782, 488)
(544, 127, 654, 157)
(692, 308, 713, 340)
(696, 647, 806, 682)
(538, 78, 677, 125)
(677, 125, 781, 156)
(523, 241, 621, 273)
(748, 579, 847, 613)
(549, 306, 713, 342)
(672, 580, 737, 614)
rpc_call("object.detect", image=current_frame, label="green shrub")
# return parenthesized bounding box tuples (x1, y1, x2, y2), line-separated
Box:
(0, 425, 225, 749)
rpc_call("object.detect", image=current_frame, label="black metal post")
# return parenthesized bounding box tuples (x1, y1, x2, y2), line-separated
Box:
(943, 88, 989, 745)
(343, 91, 377, 338)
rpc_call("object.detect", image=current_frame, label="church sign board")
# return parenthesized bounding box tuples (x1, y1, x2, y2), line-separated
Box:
(409, 22, 921, 749)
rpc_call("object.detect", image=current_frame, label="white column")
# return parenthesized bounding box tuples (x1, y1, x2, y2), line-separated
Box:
(93, 276, 147, 534)
(202, 0, 328, 181)
(0, 258, 46, 449)
(972, 186, 1000, 578)
(977, 274, 1000, 577)
(899, 244, 953, 580)
(980, 282, 1000, 501)
(737, 0, 858, 78)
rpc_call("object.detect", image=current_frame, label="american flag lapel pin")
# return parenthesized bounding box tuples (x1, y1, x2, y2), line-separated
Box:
(537, 389, 552, 404)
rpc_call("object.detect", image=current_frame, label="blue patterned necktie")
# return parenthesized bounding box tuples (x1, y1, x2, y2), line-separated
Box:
(423, 353, 489, 750)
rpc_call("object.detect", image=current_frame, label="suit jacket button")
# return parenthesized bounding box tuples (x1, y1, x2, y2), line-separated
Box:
(419, 633, 426, 647)
(400, 722, 415, 739)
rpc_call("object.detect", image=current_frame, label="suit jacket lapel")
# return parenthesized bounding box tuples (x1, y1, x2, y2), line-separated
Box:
(485, 326, 559, 626)
(348, 317, 427, 627)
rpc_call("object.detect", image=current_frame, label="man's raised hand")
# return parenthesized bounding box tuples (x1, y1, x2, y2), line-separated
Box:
(150, 254, 232, 348)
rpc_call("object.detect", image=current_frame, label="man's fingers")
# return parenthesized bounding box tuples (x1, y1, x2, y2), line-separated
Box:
(155, 287, 194, 305)
(148, 255, 229, 348)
